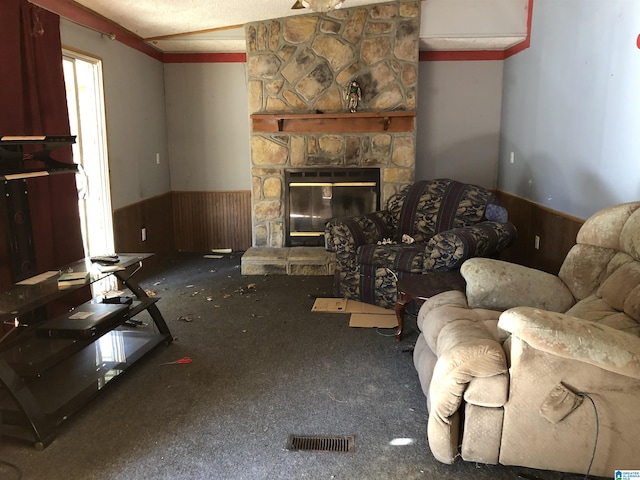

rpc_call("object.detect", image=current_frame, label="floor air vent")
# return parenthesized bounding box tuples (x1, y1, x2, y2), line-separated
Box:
(286, 434, 355, 453)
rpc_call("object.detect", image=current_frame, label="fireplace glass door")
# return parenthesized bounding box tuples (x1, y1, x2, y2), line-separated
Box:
(285, 168, 380, 247)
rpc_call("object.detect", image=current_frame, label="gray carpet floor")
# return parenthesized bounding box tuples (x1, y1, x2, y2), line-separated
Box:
(0, 253, 592, 479)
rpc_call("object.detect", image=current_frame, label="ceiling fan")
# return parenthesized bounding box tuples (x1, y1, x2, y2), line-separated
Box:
(291, 0, 346, 12)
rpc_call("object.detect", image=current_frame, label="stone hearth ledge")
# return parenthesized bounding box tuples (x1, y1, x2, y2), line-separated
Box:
(241, 247, 336, 276)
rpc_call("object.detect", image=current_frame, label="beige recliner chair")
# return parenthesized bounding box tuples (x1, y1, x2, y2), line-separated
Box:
(413, 201, 640, 477)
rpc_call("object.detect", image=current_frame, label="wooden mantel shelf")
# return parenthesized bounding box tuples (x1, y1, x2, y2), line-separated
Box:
(251, 111, 416, 134)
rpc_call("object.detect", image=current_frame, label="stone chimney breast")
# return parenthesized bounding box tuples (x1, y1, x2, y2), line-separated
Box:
(246, 1, 420, 248)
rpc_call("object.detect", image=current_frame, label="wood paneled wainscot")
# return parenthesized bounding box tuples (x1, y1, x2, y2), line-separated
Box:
(172, 191, 252, 252)
(495, 191, 584, 275)
(113, 191, 252, 258)
(113, 192, 175, 256)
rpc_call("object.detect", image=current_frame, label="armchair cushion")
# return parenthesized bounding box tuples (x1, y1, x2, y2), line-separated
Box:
(424, 221, 517, 272)
(325, 210, 394, 249)
(357, 221, 517, 276)
(324, 211, 393, 262)
(388, 179, 494, 243)
(484, 203, 508, 223)
(357, 243, 424, 273)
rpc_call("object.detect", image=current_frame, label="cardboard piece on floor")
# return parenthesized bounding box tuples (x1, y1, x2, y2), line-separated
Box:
(349, 313, 398, 329)
(311, 298, 392, 315)
(311, 298, 397, 328)
(312, 298, 348, 312)
(344, 299, 391, 315)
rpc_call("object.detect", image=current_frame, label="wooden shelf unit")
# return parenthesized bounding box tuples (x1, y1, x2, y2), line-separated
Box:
(251, 111, 416, 134)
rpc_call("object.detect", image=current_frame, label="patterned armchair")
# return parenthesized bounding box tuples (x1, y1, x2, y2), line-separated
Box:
(324, 179, 517, 308)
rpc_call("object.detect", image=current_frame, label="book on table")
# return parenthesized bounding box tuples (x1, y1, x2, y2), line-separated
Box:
(93, 262, 125, 273)
(57, 270, 90, 288)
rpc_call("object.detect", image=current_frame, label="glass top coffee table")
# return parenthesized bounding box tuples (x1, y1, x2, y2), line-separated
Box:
(394, 270, 466, 340)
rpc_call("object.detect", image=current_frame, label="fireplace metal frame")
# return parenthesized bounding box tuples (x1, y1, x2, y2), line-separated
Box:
(284, 167, 381, 247)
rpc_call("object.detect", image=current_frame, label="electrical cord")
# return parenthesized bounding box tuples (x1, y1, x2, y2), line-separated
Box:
(578, 392, 599, 480)
(556, 391, 599, 480)
(514, 388, 600, 480)
(386, 268, 398, 282)
(375, 327, 396, 337)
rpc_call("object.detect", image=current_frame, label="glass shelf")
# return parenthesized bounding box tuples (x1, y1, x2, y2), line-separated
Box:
(0, 253, 151, 321)
(0, 327, 167, 441)
(0, 253, 172, 448)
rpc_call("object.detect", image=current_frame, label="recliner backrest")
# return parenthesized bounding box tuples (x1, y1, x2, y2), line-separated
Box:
(559, 202, 640, 302)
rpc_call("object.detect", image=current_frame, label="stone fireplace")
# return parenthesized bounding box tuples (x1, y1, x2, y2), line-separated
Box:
(245, 1, 420, 249)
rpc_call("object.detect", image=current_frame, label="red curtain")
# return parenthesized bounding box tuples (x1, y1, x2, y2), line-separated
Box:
(0, 0, 84, 288)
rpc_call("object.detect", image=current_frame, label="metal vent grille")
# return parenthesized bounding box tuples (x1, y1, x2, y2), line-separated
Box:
(286, 434, 355, 453)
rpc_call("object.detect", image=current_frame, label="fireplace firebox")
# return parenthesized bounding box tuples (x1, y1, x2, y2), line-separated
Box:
(285, 168, 380, 247)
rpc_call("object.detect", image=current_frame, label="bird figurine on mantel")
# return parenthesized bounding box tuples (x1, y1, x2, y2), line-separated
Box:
(345, 79, 362, 113)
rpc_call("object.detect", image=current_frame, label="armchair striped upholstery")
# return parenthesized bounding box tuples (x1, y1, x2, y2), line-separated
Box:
(324, 179, 517, 308)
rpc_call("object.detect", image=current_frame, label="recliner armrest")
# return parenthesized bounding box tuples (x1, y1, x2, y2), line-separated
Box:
(499, 307, 640, 379)
(461, 258, 575, 312)
(423, 221, 517, 273)
(427, 318, 507, 464)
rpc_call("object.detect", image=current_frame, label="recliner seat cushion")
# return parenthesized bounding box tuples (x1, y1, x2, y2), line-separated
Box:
(565, 295, 640, 337)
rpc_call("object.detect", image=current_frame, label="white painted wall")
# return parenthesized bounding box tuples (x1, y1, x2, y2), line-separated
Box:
(60, 19, 171, 210)
(416, 60, 504, 189)
(498, 0, 640, 220)
(164, 63, 251, 191)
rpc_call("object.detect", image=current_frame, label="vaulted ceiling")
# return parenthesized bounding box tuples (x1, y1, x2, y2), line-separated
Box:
(33, 0, 530, 56)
